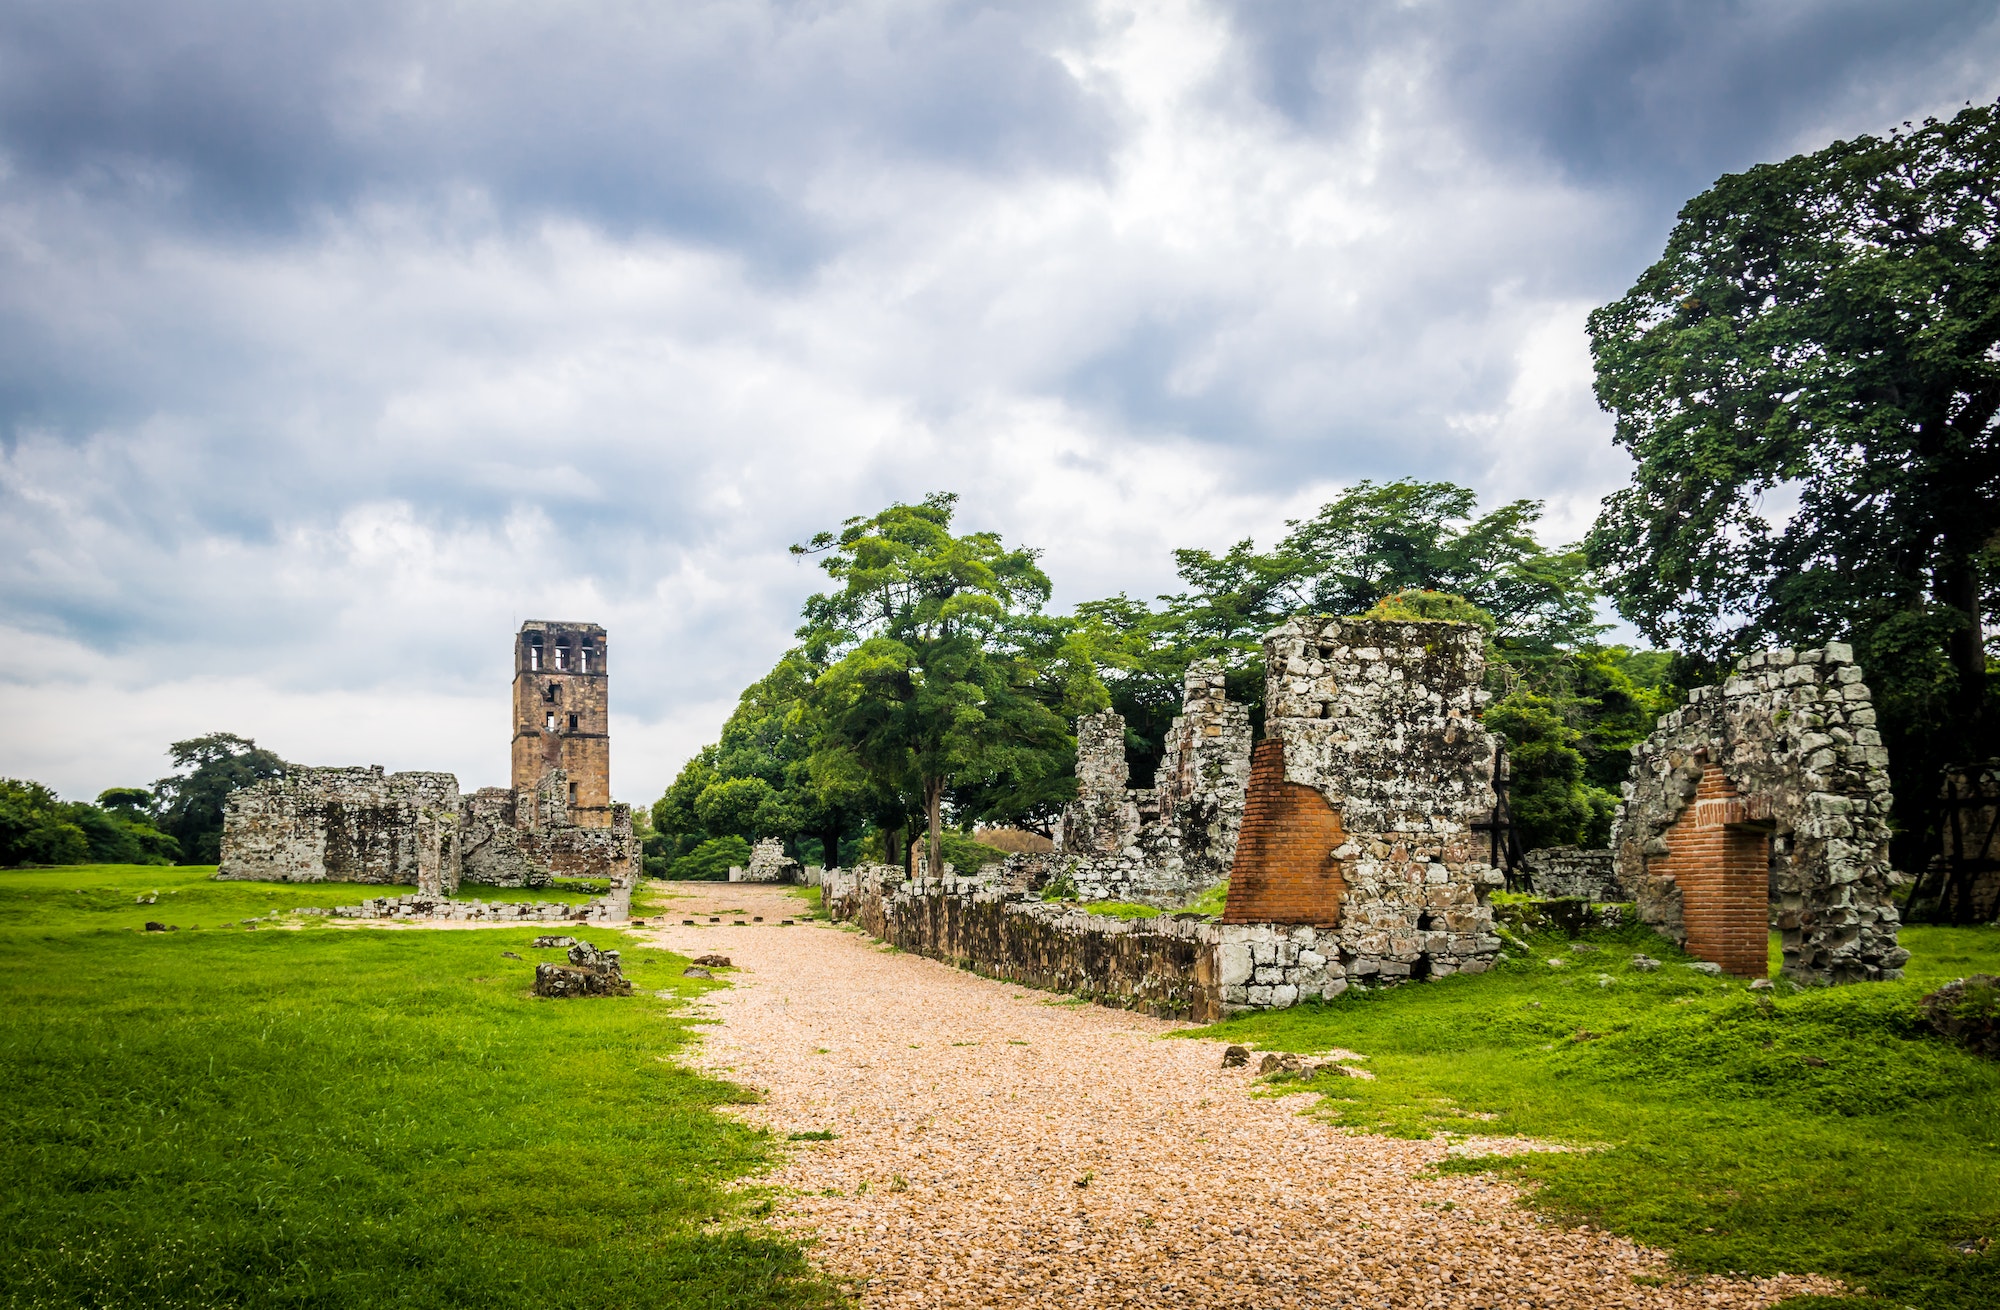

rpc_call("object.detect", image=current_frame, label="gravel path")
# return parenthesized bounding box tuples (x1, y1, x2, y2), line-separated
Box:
(641, 885, 1838, 1309)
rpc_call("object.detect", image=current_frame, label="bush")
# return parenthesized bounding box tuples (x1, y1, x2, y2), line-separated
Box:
(667, 835, 751, 881)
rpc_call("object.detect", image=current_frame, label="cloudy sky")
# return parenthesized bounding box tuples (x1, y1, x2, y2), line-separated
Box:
(3, 0, 1995, 805)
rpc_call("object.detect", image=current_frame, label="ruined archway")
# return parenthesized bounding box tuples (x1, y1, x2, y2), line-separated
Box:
(1611, 642, 1907, 984)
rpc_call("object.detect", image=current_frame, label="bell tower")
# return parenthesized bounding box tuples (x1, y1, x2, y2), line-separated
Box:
(511, 621, 611, 828)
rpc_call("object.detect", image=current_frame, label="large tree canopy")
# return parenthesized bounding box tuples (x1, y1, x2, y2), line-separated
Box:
(795, 493, 1097, 879)
(1079, 480, 1606, 789)
(1587, 99, 2000, 864)
(153, 733, 288, 865)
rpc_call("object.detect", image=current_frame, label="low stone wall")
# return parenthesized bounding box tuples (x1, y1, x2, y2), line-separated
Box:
(823, 864, 1361, 1021)
(327, 888, 631, 923)
(1520, 847, 1623, 901)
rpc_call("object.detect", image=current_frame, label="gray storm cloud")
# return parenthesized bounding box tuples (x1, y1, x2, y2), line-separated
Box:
(1, 0, 1995, 802)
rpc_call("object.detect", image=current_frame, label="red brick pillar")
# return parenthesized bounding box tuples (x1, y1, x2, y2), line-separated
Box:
(1222, 738, 1346, 925)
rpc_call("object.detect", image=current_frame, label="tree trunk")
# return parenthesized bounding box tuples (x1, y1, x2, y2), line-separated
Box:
(1940, 547, 1989, 743)
(924, 776, 945, 879)
(819, 820, 843, 872)
(883, 826, 901, 867)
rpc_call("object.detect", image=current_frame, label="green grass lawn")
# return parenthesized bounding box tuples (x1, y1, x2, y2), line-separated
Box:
(1194, 918, 2000, 1309)
(0, 865, 835, 1310)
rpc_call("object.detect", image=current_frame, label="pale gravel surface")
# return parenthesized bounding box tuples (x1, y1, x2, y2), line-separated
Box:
(639, 885, 1840, 1309)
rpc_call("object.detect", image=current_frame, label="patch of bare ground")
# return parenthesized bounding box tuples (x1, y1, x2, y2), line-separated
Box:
(643, 885, 1839, 1309)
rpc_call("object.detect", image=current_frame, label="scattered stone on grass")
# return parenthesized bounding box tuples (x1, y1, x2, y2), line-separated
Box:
(532, 934, 578, 949)
(501, 950, 522, 959)
(143, 921, 167, 932)
(531, 940, 633, 998)
(683, 966, 714, 979)
(1631, 955, 1661, 972)
(694, 954, 733, 968)
(1684, 961, 1724, 976)
(1221, 1045, 1249, 1068)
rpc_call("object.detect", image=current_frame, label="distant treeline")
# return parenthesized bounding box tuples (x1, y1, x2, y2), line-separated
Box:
(2, 733, 285, 868)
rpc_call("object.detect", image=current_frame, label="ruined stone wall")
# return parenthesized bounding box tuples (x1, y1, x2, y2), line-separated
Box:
(1153, 659, 1253, 888)
(730, 838, 804, 883)
(222, 765, 635, 900)
(822, 865, 1348, 1020)
(1236, 618, 1503, 983)
(218, 767, 461, 885)
(1520, 846, 1623, 901)
(1054, 659, 1252, 905)
(1611, 642, 1905, 984)
(1060, 711, 1144, 859)
(511, 620, 612, 829)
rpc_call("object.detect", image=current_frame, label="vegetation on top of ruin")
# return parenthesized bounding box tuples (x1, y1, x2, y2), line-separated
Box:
(0, 863, 838, 1310)
(1199, 920, 2000, 1309)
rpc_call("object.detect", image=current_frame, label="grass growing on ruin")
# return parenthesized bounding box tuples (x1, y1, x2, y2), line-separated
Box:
(1082, 900, 1162, 920)
(0, 864, 836, 1310)
(1196, 922, 2000, 1310)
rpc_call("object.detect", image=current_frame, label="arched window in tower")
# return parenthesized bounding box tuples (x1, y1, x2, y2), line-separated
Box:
(544, 683, 558, 703)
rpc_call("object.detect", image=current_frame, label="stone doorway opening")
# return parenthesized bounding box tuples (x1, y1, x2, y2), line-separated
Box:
(1612, 643, 1906, 985)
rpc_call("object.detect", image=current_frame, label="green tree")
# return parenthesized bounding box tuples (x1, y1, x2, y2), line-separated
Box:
(795, 493, 1091, 879)
(1587, 99, 2000, 867)
(0, 780, 178, 866)
(153, 734, 289, 865)
(0, 779, 90, 866)
(1088, 481, 1605, 782)
(1482, 696, 1620, 850)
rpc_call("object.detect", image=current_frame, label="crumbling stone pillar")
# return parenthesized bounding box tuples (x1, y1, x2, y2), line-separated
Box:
(1226, 617, 1503, 982)
(1155, 658, 1253, 886)
(1061, 711, 1143, 858)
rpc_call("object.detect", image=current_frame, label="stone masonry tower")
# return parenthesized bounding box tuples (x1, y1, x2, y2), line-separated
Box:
(511, 621, 611, 829)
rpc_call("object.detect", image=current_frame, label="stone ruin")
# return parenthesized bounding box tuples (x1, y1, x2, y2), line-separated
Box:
(219, 764, 635, 896)
(217, 621, 637, 916)
(531, 939, 634, 997)
(1612, 642, 1905, 983)
(1221, 617, 1504, 985)
(1052, 658, 1252, 903)
(729, 837, 805, 884)
(821, 618, 1508, 1016)
(1519, 846, 1624, 901)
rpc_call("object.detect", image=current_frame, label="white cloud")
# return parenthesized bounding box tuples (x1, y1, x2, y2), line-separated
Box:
(2, 0, 1992, 802)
